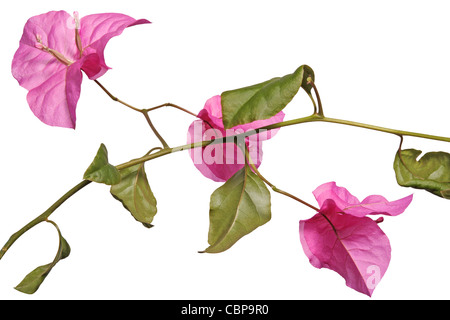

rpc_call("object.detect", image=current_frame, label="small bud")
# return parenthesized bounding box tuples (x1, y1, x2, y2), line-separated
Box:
(375, 217, 384, 224)
(34, 42, 45, 50)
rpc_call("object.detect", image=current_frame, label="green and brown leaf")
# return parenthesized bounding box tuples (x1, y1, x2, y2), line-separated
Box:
(15, 222, 70, 294)
(83, 143, 121, 185)
(202, 165, 271, 253)
(110, 163, 157, 227)
(221, 65, 314, 129)
(394, 149, 450, 199)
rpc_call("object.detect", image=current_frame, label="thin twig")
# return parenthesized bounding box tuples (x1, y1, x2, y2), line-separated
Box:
(94, 80, 141, 112)
(94, 80, 169, 148)
(243, 144, 319, 212)
(144, 103, 198, 118)
(141, 111, 169, 149)
(307, 79, 324, 117)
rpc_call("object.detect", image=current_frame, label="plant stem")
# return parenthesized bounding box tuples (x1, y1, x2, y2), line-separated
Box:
(141, 111, 170, 149)
(116, 113, 450, 171)
(144, 103, 199, 118)
(2, 112, 448, 259)
(270, 187, 320, 212)
(308, 79, 324, 117)
(94, 80, 141, 112)
(258, 114, 450, 142)
(94, 80, 169, 149)
(0, 180, 91, 260)
(316, 116, 450, 142)
(307, 92, 318, 115)
(243, 146, 319, 212)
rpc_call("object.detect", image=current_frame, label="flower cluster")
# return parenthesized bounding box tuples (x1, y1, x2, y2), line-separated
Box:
(300, 182, 412, 296)
(9, 10, 421, 297)
(187, 95, 284, 181)
(12, 10, 150, 128)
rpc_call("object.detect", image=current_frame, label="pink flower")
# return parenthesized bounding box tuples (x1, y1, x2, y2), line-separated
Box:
(313, 181, 413, 217)
(187, 95, 284, 182)
(12, 11, 150, 128)
(299, 182, 412, 296)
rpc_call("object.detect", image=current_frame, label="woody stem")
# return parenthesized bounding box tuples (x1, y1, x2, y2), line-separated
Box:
(308, 79, 324, 117)
(141, 111, 169, 149)
(93, 80, 169, 149)
(2, 111, 448, 259)
(144, 103, 198, 118)
(243, 145, 319, 212)
(0, 180, 92, 260)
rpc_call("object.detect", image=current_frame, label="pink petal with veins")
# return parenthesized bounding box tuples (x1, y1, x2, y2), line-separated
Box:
(26, 60, 83, 129)
(79, 13, 150, 80)
(299, 199, 391, 296)
(187, 95, 284, 182)
(313, 181, 413, 217)
(12, 11, 150, 128)
(12, 11, 76, 91)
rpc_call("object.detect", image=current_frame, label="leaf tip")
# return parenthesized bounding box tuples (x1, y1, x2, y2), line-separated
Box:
(83, 143, 121, 185)
(142, 223, 154, 228)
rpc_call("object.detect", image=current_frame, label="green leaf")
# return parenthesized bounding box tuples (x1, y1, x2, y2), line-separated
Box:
(60, 236, 71, 260)
(221, 64, 314, 129)
(83, 143, 120, 185)
(300, 65, 315, 94)
(110, 163, 157, 227)
(394, 149, 450, 199)
(202, 165, 271, 253)
(14, 264, 53, 294)
(15, 222, 70, 294)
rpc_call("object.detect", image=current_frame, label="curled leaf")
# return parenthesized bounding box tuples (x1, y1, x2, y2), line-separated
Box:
(394, 149, 450, 199)
(15, 221, 70, 294)
(83, 143, 120, 185)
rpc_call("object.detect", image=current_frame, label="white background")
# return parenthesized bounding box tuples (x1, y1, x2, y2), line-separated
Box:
(0, 0, 449, 300)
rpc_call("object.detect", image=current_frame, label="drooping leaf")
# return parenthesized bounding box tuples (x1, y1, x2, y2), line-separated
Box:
(221, 65, 314, 129)
(110, 163, 157, 227)
(60, 236, 71, 259)
(14, 264, 53, 294)
(394, 149, 450, 199)
(83, 143, 121, 185)
(15, 222, 70, 294)
(202, 165, 271, 253)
